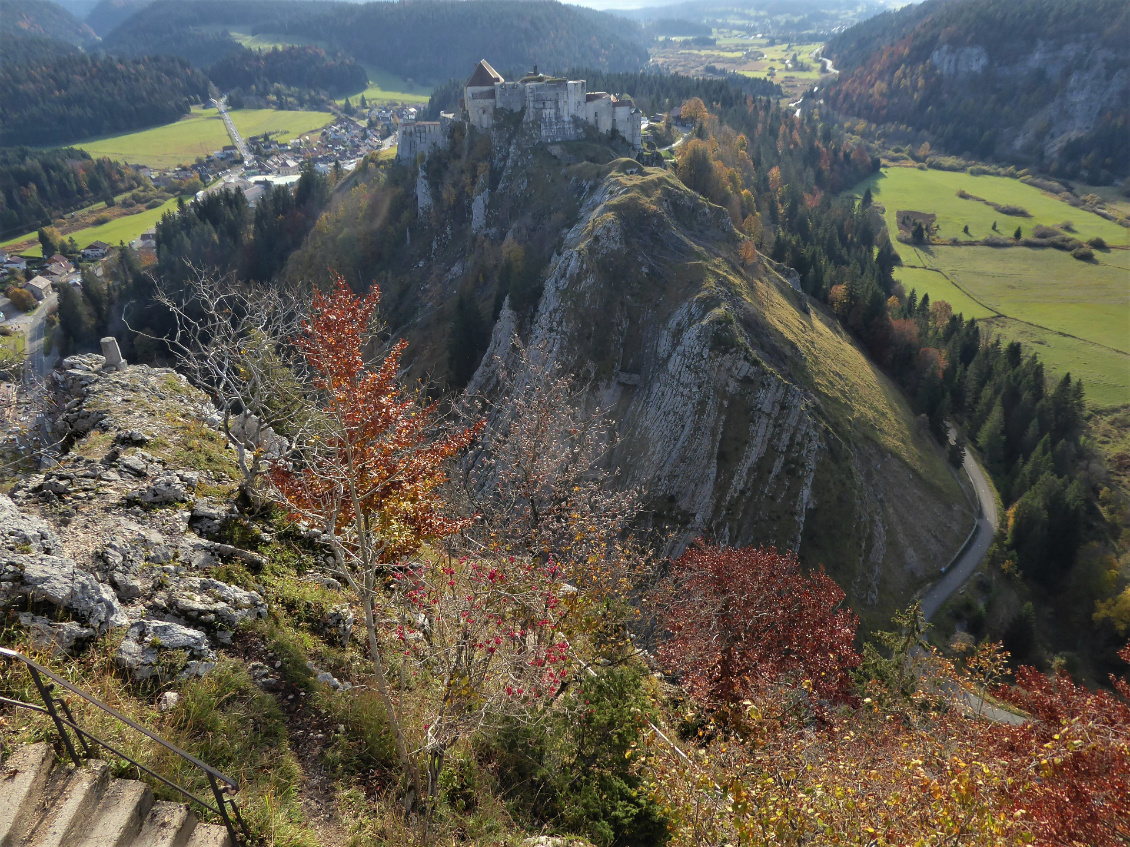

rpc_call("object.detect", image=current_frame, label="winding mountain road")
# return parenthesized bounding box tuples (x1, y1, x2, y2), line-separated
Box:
(921, 442, 998, 622)
(916, 439, 1027, 725)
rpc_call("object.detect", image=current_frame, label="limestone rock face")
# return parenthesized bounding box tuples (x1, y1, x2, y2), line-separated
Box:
(468, 164, 971, 613)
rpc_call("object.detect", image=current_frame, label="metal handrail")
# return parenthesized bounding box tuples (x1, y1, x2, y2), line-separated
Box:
(0, 647, 250, 845)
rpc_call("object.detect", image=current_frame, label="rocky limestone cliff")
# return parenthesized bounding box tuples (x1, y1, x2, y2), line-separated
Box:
(465, 154, 971, 616)
(286, 125, 971, 618)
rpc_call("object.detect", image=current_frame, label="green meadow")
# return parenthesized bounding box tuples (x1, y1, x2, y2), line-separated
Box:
(76, 107, 333, 169)
(338, 68, 430, 107)
(849, 167, 1130, 409)
(856, 166, 1129, 246)
(229, 108, 334, 141)
(2, 197, 181, 258)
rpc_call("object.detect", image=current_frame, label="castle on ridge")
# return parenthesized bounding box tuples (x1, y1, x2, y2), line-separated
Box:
(397, 59, 643, 161)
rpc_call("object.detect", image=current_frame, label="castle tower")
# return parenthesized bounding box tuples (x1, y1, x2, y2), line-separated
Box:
(464, 59, 504, 130)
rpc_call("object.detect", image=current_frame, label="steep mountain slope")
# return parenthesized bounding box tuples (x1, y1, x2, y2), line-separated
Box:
(825, 0, 1130, 181)
(0, 0, 96, 44)
(288, 128, 970, 622)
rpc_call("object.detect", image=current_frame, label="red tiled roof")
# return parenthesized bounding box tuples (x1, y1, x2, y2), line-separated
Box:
(466, 59, 503, 88)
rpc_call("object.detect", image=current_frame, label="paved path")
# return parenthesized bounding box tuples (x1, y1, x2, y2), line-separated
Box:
(921, 440, 998, 621)
(26, 291, 57, 378)
(915, 440, 1026, 725)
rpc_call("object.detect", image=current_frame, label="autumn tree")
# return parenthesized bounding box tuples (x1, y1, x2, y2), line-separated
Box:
(269, 275, 482, 806)
(458, 334, 643, 602)
(657, 544, 861, 712)
(152, 270, 310, 508)
(990, 643, 1130, 846)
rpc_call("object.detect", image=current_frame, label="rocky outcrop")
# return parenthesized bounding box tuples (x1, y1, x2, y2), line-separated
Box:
(117, 619, 217, 680)
(2, 355, 273, 675)
(0, 493, 126, 633)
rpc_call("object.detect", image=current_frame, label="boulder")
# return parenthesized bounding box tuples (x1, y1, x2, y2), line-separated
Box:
(167, 576, 267, 630)
(0, 493, 60, 554)
(129, 471, 198, 507)
(5, 553, 126, 633)
(18, 613, 94, 655)
(322, 604, 354, 648)
(116, 619, 214, 681)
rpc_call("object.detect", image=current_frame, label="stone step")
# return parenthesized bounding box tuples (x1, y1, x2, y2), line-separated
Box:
(183, 824, 232, 847)
(27, 759, 110, 847)
(77, 778, 154, 847)
(132, 801, 197, 847)
(0, 743, 55, 847)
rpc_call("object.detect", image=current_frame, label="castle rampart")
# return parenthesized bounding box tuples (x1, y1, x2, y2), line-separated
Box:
(397, 59, 643, 160)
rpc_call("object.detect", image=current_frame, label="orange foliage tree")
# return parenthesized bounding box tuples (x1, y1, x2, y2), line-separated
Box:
(269, 275, 483, 801)
(990, 644, 1130, 846)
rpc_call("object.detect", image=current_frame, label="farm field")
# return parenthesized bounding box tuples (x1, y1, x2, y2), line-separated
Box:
(2, 197, 180, 259)
(850, 167, 1130, 409)
(855, 166, 1129, 246)
(228, 108, 334, 141)
(650, 35, 829, 98)
(75, 107, 333, 169)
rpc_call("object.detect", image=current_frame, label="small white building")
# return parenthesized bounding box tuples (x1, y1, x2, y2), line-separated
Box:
(82, 241, 110, 260)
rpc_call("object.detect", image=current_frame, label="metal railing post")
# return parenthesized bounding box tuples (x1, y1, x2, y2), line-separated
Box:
(55, 695, 92, 758)
(26, 665, 81, 767)
(207, 771, 241, 846)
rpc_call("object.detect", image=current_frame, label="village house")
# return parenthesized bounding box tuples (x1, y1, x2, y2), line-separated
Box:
(81, 241, 110, 261)
(397, 60, 643, 161)
(23, 275, 52, 302)
(1, 252, 27, 273)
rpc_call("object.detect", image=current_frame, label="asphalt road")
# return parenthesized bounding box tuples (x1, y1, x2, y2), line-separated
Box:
(27, 292, 55, 377)
(915, 439, 1026, 725)
(921, 441, 999, 622)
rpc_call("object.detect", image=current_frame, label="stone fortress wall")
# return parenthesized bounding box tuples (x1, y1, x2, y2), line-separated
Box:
(399, 59, 643, 161)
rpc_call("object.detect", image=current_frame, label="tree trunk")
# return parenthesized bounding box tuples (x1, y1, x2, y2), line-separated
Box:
(362, 590, 421, 807)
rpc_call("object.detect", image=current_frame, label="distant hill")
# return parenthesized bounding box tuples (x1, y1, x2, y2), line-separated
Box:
(84, 0, 152, 36)
(0, 30, 80, 65)
(208, 44, 367, 98)
(825, 0, 1130, 182)
(0, 51, 210, 147)
(103, 0, 650, 81)
(0, 0, 97, 44)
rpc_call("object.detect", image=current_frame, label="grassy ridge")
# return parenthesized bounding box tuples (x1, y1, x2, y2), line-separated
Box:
(849, 167, 1130, 409)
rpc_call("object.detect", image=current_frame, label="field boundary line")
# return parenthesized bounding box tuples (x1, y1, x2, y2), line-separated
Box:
(903, 262, 1130, 358)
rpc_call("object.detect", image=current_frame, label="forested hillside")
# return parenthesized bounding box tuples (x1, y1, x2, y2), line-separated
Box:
(0, 148, 144, 239)
(0, 52, 209, 147)
(825, 0, 1130, 182)
(84, 0, 152, 36)
(0, 30, 80, 65)
(102, 0, 650, 81)
(207, 45, 367, 98)
(0, 0, 96, 44)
